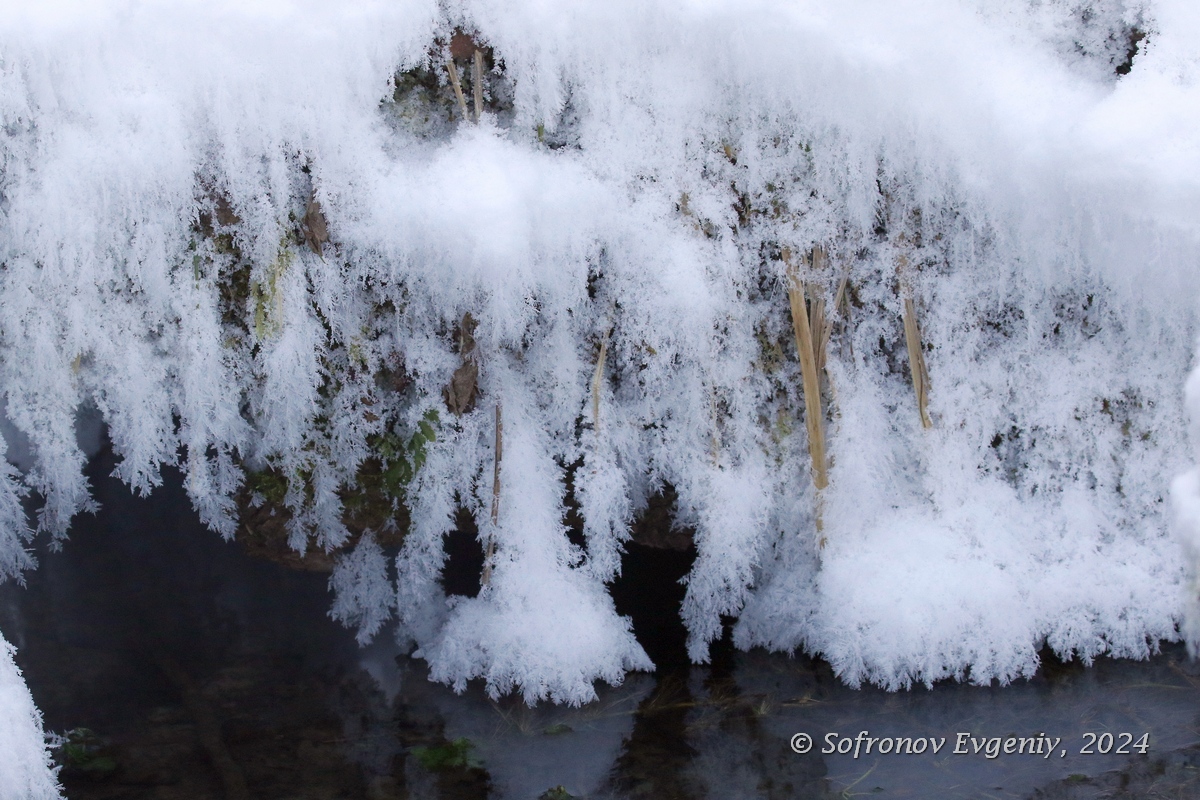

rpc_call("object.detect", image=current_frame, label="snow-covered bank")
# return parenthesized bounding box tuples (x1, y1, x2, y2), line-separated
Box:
(1, 0, 1199, 702)
(0, 632, 60, 798)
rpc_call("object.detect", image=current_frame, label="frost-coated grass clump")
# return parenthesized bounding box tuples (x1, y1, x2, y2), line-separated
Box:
(1, 1, 1200, 704)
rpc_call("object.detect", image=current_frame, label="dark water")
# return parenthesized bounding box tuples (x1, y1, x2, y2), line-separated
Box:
(3, 447, 1200, 800)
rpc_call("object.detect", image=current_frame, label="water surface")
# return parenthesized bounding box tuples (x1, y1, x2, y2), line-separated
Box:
(2, 447, 1199, 799)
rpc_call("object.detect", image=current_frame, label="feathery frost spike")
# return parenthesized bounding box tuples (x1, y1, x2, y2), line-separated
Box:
(0, 3, 1193, 701)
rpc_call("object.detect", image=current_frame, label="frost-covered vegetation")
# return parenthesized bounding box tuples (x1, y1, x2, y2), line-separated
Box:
(0, 632, 60, 798)
(1, 0, 1199, 713)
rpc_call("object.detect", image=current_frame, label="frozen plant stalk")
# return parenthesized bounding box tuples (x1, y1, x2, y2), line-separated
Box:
(897, 252, 933, 429)
(482, 402, 502, 586)
(472, 49, 484, 122)
(591, 326, 610, 430)
(446, 59, 470, 122)
(784, 247, 829, 546)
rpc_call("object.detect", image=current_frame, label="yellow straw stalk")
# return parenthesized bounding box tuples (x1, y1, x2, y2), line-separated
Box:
(897, 252, 933, 429)
(446, 60, 470, 122)
(784, 247, 829, 546)
(472, 49, 485, 122)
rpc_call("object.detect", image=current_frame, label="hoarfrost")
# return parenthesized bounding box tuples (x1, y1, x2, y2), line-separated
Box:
(1, 0, 1198, 702)
(0, 632, 61, 799)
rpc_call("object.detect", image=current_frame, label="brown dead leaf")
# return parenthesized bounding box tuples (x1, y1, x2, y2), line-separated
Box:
(303, 196, 329, 257)
(443, 360, 478, 415)
(449, 31, 480, 61)
(443, 312, 479, 415)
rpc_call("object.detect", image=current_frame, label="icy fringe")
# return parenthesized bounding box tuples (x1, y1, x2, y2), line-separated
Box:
(0, 632, 62, 798)
(1, 0, 1198, 703)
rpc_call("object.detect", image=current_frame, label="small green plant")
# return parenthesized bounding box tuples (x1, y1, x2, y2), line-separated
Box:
(246, 467, 289, 505)
(539, 787, 577, 800)
(411, 737, 479, 772)
(374, 408, 440, 500)
(53, 728, 118, 777)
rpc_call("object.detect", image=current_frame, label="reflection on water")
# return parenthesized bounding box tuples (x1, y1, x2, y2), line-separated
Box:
(1, 447, 1199, 799)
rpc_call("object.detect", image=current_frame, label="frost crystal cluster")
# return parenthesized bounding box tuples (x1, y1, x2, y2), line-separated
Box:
(0, 631, 60, 798)
(1, 0, 1199, 707)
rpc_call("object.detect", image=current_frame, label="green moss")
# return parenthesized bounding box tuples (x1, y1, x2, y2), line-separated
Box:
(412, 738, 479, 772)
(246, 468, 289, 506)
(54, 728, 118, 777)
(252, 240, 295, 341)
(369, 407, 439, 501)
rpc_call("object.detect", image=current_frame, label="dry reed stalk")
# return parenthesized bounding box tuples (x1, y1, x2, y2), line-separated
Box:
(820, 273, 850, 410)
(482, 402, 503, 586)
(897, 252, 933, 429)
(784, 247, 829, 546)
(446, 60, 470, 122)
(592, 326, 611, 430)
(472, 49, 484, 122)
(819, 274, 849, 374)
(808, 288, 827, 368)
(807, 252, 852, 441)
(808, 247, 831, 376)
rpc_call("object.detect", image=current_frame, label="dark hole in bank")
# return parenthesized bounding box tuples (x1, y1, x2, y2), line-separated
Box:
(441, 508, 484, 599)
(610, 541, 695, 675)
(439, 477, 704, 674)
(610, 487, 698, 675)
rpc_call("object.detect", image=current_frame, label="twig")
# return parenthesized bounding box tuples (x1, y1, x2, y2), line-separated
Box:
(482, 402, 502, 585)
(836, 760, 879, 799)
(592, 326, 611, 430)
(472, 49, 484, 122)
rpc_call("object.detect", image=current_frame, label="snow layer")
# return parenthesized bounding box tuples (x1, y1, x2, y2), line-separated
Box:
(1, 0, 1199, 702)
(0, 632, 60, 798)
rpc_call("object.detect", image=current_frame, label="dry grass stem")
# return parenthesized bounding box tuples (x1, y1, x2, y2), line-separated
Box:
(821, 273, 851, 411)
(903, 297, 933, 428)
(784, 247, 829, 546)
(446, 60, 470, 122)
(897, 252, 933, 429)
(822, 274, 849, 372)
(472, 49, 484, 122)
(592, 326, 611, 430)
(482, 402, 503, 585)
